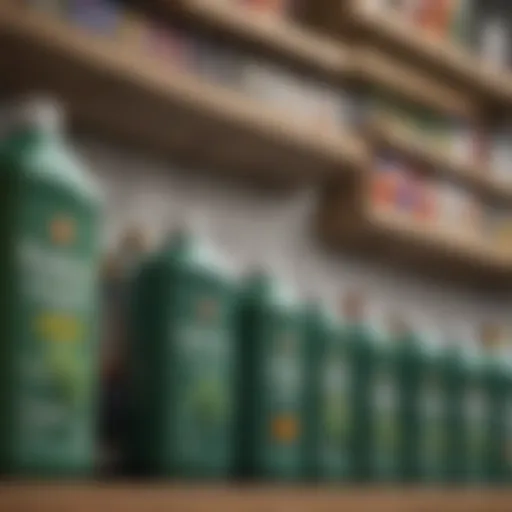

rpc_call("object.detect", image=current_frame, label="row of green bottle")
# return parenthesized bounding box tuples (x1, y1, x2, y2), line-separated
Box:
(126, 226, 512, 485)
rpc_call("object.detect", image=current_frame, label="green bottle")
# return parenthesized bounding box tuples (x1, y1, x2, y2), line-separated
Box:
(129, 225, 237, 477)
(236, 268, 305, 481)
(303, 301, 350, 483)
(343, 295, 398, 483)
(464, 343, 487, 484)
(441, 335, 472, 484)
(0, 98, 102, 476)
(393, 319, 433, 484)
(480, 326, 511, 485)
(416, 331, 445, 484)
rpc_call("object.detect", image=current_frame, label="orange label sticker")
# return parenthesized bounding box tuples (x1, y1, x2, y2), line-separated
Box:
(50, 216, 76, 246)
(271, 415, 299, 443)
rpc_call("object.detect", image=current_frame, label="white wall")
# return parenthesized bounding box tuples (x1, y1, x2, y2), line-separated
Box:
(78, 137, 512, 347)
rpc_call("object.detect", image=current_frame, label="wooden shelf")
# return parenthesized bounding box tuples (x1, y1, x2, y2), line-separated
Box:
(148, 0, 350, 81)
(145, 0, 477, 118)
(1, 484, 512, 512)
(318, 184, 512, 289)
(353, 48, 478, 120)
(0, 4, 367, 186)
(345, 2, 512, 109)
(367, 118, 512, 205)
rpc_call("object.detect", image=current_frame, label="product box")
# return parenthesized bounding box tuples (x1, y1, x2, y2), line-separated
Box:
(67, 0, 122, 37)
(371, 153, 410, 214)
(26, 0, 67, 16)
(438, 182, 481, 237)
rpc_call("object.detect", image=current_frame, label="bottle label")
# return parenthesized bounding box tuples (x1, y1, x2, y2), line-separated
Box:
(318, 345, 350, 475)
(12, 192, 98, 470)
(264, 320, 303, 475)
(173, 293, 234, 472)
(373, 364, 397, 475)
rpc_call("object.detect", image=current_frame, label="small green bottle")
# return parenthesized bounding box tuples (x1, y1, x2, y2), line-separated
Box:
(416, 329, 445, 484)
(463, 342, 487, 485)
(235, 266, 306, 481)
(392, 318, 432, 484)
(441, 332, 471, 484)
(343, 294, 398, 483)
(480, 325, 512, 485)
(129, 223, 238, 478)
(0, 97, 102, 477)
(303, 301, 350, 483)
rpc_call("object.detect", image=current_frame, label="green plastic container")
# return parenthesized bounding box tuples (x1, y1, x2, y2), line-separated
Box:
(235, 270, 306, 481)
(480, 335, 512, 485)
(129, 228, 237, 477)
(417, 337, 445, 484)
(393, 324, 434, 483)
(342, 297, 398, 483)
(0, 98, 102, 476)
(441, 338, 472, 484)
(464, 347, 487, 484)
(303, 302, 350, 482)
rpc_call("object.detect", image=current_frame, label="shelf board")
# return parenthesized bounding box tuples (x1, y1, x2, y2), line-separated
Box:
(318, 186, 512, 289)
(368, 118, 512, 205)
(150, 0, 350, 81)
(146, 0, 476, 118)
(1, 485, 512, 512)
(346, 2, 512, 109)
(0, 4, 367, 185)
(353, 48, 478, 120)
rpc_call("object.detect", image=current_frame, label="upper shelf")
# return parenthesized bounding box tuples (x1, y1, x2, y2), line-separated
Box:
(0, 4, 366, 186)
(344, 2, 512, 110)
(148, 0, 350, 80)
(144, 0, 477, 118)
(367, 117, 512, 205)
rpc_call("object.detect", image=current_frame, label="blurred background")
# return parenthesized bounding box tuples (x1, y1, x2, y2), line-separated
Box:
(2, 0, 512, 510)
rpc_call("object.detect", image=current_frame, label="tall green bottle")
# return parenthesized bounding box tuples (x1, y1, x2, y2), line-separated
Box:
(480, 326, 512, 485)
(343, 294, 398, 483)
(303, 301, 350, 483)
(0, 98, 102, 476)
(441, 335, 471, 484)
(236, 268, 306, 481)
(393, 320, 441, 484)
(129, 226, 237, 477)
(464, 343, 487, 484)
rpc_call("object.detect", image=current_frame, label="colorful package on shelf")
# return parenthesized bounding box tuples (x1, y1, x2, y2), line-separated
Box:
(438, 181, 481, 237)
(445, 118, 480, 167)
(413, 0, 463, 40)
(25, 0, 67, 16)
(304, 83, 348, 133)
(490, 124, 512, 184)
(67, 0, 122, 36)
(371, 153, 411, 213)
(477, 12, 511, 70)
(240, 61, 312, 122)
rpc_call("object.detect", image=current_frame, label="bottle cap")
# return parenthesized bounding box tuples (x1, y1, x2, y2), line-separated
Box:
(0, 95, 64, 135)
